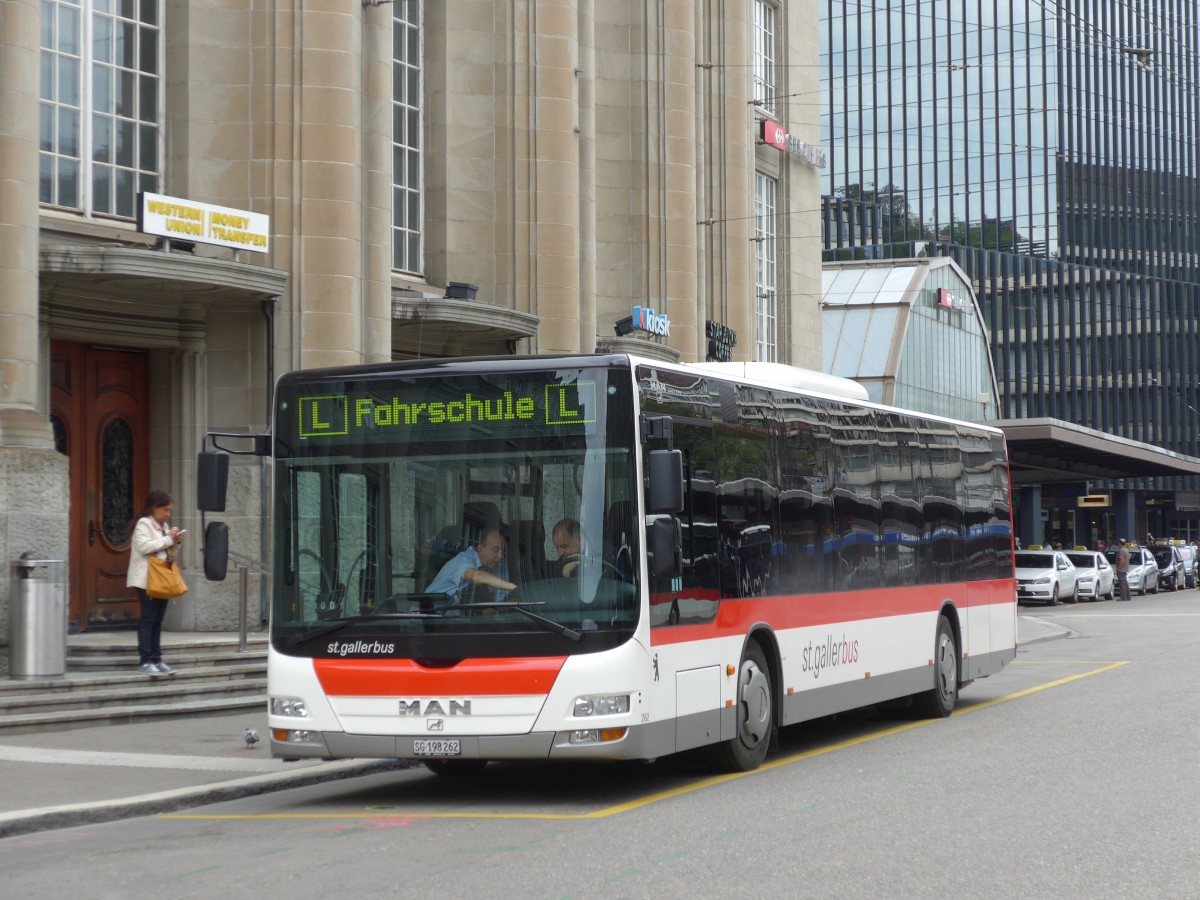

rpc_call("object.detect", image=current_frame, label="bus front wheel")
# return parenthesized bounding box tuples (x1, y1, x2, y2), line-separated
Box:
(715, 642, 773, 772)
(914, 615, 958, 718)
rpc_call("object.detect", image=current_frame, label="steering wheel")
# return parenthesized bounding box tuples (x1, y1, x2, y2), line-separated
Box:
(564, 554, 629, 581)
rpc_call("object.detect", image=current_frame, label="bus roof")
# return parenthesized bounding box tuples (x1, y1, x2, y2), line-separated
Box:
(686, 361, 870, 401)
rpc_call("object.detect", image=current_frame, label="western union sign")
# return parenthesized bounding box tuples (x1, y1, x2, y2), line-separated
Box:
(138, 191, 270, 254)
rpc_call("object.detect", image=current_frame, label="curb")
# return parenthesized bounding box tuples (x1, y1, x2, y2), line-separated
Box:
(1017, 615, 1075, 646)
(0, 758, 411, 840)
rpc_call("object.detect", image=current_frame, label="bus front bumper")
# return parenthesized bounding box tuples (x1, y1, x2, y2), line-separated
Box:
(270, 720, 675, 763)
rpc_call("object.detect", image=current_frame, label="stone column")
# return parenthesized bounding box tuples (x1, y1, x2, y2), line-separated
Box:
(0, 0, 70, 671)
(162, 348, 206, 632)
(0, 0, 51, 448)
(1113, 489, 1137, 544)
(577, 0, 596, 352)
(294, 3, 370, 369)
(360, 6, 393, 363)
(528, 0, 582, 352)
(1018, 485, 1042, 548)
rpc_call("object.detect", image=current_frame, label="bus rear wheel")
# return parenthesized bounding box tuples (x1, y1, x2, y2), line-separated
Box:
(714, 642, 773, 772)
(913, 615, 958, 718)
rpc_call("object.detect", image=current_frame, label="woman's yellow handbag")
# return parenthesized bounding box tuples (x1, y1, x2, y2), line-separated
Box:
(146, 555, 188, 599)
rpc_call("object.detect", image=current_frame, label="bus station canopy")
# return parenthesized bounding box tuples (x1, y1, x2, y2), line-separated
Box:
(992, 417, 1200, 484)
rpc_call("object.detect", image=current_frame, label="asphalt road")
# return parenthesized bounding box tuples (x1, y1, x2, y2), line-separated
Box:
(5, 593, 1199, 899)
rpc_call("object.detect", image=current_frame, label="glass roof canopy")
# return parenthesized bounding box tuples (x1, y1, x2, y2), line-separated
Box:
(821, 257, 1000, 424)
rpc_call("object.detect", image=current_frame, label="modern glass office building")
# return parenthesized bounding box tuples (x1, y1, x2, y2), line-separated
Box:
(819, 0, 1200, 539)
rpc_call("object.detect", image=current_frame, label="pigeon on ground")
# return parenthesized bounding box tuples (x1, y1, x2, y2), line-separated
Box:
(244, 727, 260, 748)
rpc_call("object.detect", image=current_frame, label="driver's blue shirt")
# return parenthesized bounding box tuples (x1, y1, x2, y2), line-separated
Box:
(425, 546, 509, 603)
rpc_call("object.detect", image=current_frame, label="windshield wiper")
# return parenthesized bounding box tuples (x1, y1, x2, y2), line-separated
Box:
(445, 601, 583, 642)
(296, 612, 438, 643)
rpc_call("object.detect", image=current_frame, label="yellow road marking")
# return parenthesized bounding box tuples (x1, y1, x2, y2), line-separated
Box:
(163, 660, 1128, 823)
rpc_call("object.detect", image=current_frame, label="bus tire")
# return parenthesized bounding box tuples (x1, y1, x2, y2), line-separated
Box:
(715, 642, 773, 772)
(914, 615, 958, 718)
(424, 759, 488, 777)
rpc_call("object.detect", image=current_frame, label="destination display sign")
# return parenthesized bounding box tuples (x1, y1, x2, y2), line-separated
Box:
(282, 376, 601, 447)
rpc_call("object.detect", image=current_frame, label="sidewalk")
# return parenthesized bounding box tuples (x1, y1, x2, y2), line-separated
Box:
(0, 615, 1067, 839)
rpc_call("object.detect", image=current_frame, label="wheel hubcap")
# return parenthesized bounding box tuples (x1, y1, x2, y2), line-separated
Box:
(934, 633, 956, 702)
(738, 660, 771, 746)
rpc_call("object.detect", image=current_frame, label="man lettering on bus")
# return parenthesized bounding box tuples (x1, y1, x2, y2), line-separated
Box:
(551, 517, 583, 577)
(1115, 538, 1132, 602)
(426, 528, 516, 604)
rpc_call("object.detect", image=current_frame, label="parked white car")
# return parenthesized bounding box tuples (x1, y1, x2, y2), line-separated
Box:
(1015, 550, 1078, 605)
(1065, 550, 1114, 602)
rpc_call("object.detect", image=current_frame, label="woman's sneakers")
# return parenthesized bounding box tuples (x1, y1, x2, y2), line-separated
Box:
(137, 662, 176, 677)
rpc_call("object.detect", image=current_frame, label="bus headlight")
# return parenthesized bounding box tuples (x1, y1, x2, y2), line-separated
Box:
(270, 697, 308, 718)
(573, 694, 630, 717)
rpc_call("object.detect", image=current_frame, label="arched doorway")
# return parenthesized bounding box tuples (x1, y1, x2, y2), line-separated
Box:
(50, 341, 150, 630)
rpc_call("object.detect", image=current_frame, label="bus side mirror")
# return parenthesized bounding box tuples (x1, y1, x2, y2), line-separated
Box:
(197, 451, 230, 512)
(204, 521, 229, 581)
(647, 449, 683, 514)
(649, 516, 682, 581)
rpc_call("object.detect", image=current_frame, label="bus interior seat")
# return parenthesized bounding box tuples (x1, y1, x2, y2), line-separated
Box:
(510, 519, 547, 583)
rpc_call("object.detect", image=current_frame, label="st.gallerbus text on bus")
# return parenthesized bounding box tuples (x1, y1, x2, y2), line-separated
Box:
(200, 354, 1016, 773)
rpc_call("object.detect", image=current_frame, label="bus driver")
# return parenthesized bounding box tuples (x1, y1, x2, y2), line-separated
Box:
(425, 528, 516, 603)
(552, 518, 583, 577)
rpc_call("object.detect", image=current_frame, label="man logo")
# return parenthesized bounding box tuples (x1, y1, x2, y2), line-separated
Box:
(427, 719, 445, 732)
(398, 699, 471, 716)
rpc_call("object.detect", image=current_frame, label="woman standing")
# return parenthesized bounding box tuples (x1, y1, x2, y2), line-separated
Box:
(126, 490, 184, 676)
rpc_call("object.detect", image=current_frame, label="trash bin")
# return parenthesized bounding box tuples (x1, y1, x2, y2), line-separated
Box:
(9, 553, 67, 680)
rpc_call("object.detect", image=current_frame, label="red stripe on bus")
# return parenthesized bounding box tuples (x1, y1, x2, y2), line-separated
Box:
(314, 657, 568, 696)
(650, 579, 1015, 646)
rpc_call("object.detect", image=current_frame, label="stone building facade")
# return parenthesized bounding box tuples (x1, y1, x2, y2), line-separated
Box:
(0, 0, 821, 657)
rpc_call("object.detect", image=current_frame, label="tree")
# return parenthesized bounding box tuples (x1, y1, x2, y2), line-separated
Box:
(834, 182, 923, 244)
(939, 216, 1025, 251)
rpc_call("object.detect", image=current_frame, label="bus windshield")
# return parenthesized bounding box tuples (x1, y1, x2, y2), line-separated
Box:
(271, 364, 640, 659)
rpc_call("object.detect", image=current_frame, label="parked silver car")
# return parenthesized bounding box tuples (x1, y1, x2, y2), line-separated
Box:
(1066, 550, 1114, 601)
(1104, 545, 1159, 595)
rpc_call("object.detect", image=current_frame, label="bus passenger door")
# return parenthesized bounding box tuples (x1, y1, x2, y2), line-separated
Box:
(653, 420, 719, 626)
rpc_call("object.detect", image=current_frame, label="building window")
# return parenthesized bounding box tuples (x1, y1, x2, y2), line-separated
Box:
(755, 172, 778, 362)
(392, 2, 423, 274)
(39, 0, 162, 217)
(752, 0, 776, 114)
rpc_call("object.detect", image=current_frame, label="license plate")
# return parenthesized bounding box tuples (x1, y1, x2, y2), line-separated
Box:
(413, 739, 461, 757)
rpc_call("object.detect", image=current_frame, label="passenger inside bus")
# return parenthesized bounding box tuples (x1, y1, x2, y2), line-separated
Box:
(424, 528, 516, 605)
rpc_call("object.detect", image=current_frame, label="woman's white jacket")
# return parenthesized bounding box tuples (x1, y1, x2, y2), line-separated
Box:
(126, 517, 176, 590)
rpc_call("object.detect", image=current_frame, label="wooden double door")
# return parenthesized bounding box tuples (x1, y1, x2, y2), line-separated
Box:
(51, 341, 150, 630)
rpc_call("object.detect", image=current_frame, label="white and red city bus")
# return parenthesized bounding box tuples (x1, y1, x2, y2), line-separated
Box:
(237, 353, 1015, 773)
